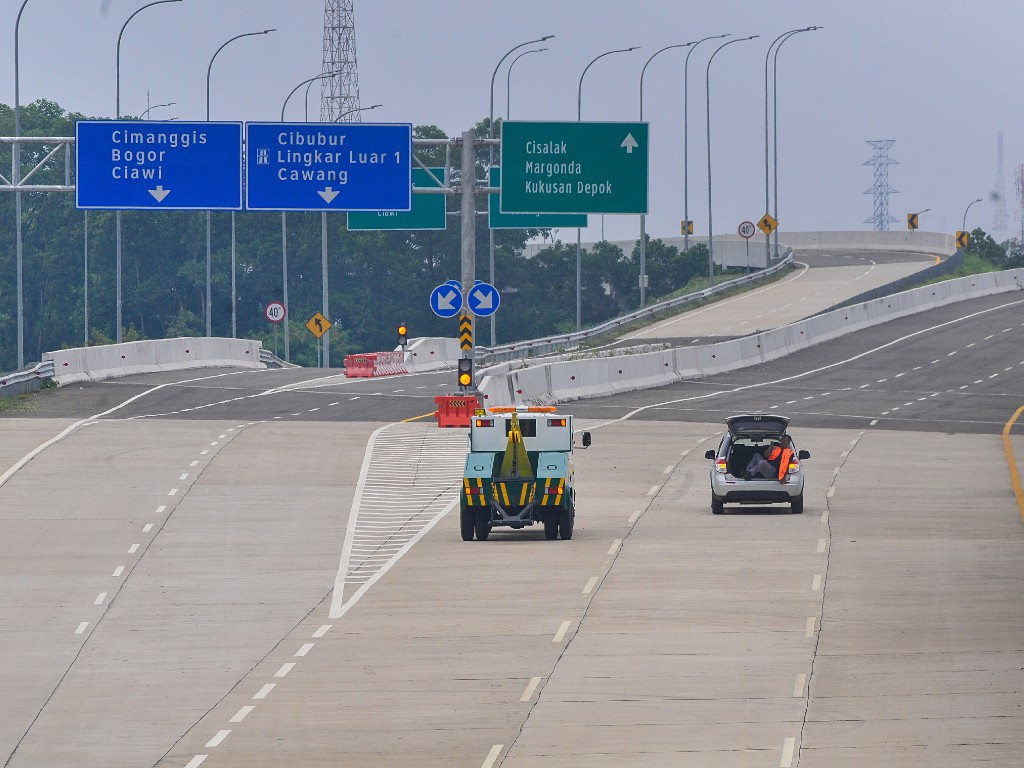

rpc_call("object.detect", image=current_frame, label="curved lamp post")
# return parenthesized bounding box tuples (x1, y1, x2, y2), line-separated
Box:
(962, 198, 983, 234)
(682, 34, 729, 253)
(637, 42, 695, 308)
(206, 29, 275, 340)
(336, 104, 382, 121)
(487, 35, 554, 346)
(706, 35, 758, 286)
(507, 48, 547, 118)
(764, 26, 819, 264)
(140, 101, 175, 120)
(576, 46, 640, 331)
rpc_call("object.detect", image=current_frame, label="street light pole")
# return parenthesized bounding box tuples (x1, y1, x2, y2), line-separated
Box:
(683, 34, 729, 254)
(14, 0, 31, 369)
(769, 26, 819, 262)
(638, 42, 694, 308)
(140, 101, 175, 120)
(577, 46, 639, 332)
(507, 49, 547, 119)
(206, 29, 275, 340)
(115, 0, 183, 345)
(706, 36, 758, 286)
(962, 198, 983, 234)
(489, 35, 554, 347)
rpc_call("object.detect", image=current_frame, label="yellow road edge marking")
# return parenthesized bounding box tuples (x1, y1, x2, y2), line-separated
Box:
(401, 411, 437, 423)
(1001, 405, 1024, 523)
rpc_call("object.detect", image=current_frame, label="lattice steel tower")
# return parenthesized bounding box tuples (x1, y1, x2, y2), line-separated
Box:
(993, 130, 1008, 237)
(320, 0, 361, 122)
(863, 139, 899, 231)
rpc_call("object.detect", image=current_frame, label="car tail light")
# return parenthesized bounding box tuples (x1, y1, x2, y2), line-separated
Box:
(715, 459, 728, 474)
(547, 418, 567, 427)
(788, 461, 800, 473)
(466, 486, 484, 495)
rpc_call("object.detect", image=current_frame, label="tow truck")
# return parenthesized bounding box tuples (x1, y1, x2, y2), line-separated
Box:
(460, 406, 590, 541)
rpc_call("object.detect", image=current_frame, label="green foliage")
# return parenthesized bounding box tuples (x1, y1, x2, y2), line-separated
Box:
(0, 99, 727, 372)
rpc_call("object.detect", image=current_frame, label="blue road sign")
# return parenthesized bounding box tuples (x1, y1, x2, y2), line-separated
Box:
(76, 121, 242, 210)
(430, 283, 463, 318)
(467, 281, 500, 317)
(245, 122, 412, 211)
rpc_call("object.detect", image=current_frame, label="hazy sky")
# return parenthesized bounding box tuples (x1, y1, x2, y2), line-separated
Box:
(3, 0, 1022, 244)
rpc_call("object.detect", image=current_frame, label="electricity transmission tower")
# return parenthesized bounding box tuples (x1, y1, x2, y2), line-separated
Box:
(320, 0, 361, 122)
(993, 130, 1008, 238)
(863, 139, 898, 231)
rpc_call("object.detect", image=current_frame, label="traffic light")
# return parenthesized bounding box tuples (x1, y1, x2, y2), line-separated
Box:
(397, 322, 408, 347)
(457, 357, 473, 389)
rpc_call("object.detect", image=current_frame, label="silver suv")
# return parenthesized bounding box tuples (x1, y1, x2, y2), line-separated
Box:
(704, 414, 810, 514)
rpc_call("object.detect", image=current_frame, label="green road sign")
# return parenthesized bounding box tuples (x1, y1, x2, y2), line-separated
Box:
(499, 121, 649, 215)
(488, 168, 587, 229)
(347, 167, 446, 231)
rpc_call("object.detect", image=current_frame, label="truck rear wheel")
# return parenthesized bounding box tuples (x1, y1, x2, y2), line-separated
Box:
(543, 512, 558, 540)
(474, 510, 492, 541)
(558, 507, 574, 540)
(460, 506, 475, 541)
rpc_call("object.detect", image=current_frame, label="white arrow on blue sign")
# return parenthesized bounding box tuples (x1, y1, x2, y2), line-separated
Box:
(430, 283, 463, 318)
(467, 282, 500, 317)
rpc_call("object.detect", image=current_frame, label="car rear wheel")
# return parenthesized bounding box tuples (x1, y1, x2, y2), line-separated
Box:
(791, 495, 804, 515)
(711, 496, 724, 515)
(460, 506, 475, 541)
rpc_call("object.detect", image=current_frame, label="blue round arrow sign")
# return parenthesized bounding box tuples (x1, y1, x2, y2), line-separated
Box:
(430, 283, 463, 318)
(467, 281, 500, 317)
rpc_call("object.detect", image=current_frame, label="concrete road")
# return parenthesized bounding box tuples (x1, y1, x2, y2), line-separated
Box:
(1, 292, 1021, 766)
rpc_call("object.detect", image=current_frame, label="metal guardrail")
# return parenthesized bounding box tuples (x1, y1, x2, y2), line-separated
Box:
(0, 360, 55, 396)
(259, 348, 298, 368)
(477, 252, 794, 365)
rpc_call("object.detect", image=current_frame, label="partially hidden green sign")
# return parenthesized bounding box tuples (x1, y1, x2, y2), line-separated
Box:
(347, 167, 446, 231)
(499, 121, 649, 215)
(488, 168, 587, 229)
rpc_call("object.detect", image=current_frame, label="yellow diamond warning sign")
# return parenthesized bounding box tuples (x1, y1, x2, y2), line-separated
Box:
(757, 213, 778, 236)
(305, 312, 332, 339)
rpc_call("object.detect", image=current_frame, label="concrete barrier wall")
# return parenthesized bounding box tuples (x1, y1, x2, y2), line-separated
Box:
(403, 337, 461, 372)
(44, 337, 264, 384)
(477, 268, 1023, 408)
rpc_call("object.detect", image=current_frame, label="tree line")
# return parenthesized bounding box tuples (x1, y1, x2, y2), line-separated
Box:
(0, 99, 714, 371)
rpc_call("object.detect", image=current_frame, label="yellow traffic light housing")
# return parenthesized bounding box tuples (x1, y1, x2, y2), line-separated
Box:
(457, 357, 473, 389)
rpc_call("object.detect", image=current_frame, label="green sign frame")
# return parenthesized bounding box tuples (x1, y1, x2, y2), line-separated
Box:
(499, 121, 649, 215)
(347, 167, 446, 231)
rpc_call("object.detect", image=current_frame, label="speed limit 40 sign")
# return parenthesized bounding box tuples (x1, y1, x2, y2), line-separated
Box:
(265, 301, 286, 323)
(738, 220, 756, 239)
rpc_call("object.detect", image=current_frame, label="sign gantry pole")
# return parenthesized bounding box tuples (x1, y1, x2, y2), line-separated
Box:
(460, 130, 476, 379)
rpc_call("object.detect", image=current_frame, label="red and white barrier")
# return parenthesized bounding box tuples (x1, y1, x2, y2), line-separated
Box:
(344, 351, 409, 378)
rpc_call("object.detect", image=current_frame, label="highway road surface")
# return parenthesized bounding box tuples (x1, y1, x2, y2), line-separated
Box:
(1, 276, 1022, 765)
